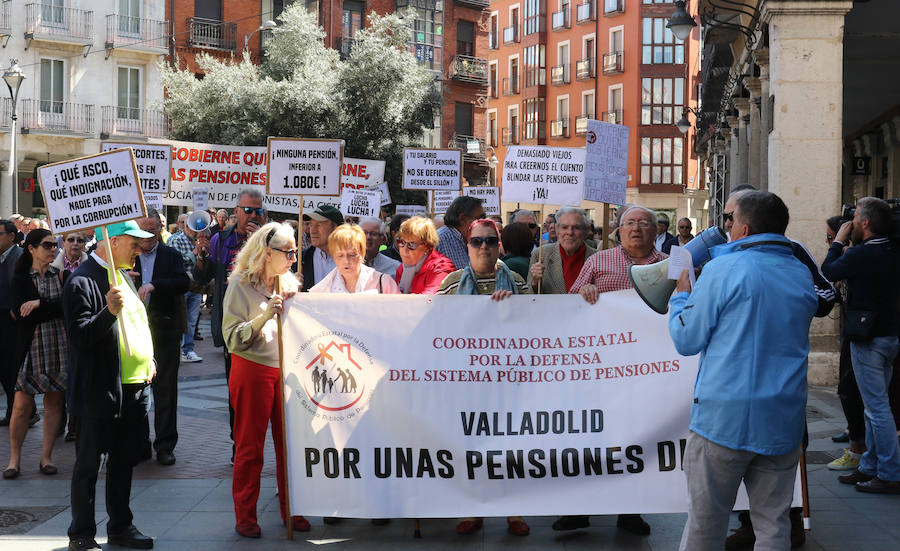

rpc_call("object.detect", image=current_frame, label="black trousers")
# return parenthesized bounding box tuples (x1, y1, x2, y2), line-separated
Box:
(151, 327, 182, 454)
(837, 336, 866, 443)
(0, 312, 17, 419)
(69, 384, 151, 539)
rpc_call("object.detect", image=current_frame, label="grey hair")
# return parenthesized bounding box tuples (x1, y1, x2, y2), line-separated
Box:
(511, 209, 537, 223)
(359, 216, 386, 234)
(618, 204, 658, 227)
(236, 188, 264, 204)
(555, 206, 591, 229)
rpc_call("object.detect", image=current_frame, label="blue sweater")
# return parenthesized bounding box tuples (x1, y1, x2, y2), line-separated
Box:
(669, 233, 817, 455)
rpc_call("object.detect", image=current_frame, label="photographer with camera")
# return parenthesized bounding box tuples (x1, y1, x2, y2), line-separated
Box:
(821, 197, 900, 494)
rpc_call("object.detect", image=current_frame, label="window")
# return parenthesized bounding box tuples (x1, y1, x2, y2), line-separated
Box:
(583, 91, 595, 117)
(524, 44, 545, 88)
(489, 13, 498, 49)
(342, 1, 364, 41)
(40, 58, 64, 114)
(641, 137, 684, 185)
(119, 0, 141, 34)
(195, 0, 223, 20)
(488, 111, 498, 146)
(524, 98, 545, 140)
(524, 0, 544, 35)
(457, 20, 474, 56)
(455, 102, 473, 136)
(607, 86, 622, 123)
(489, 62, 498, 97)
(397, 0, 444, 71)
(641, 77, 684, 125)
(641, 17, 684, 64)
(118, 67, 141, 120)
(41, 0, 64, 25)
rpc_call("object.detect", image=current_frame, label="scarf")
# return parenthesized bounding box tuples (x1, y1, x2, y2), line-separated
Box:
(456, 260, 518, 295)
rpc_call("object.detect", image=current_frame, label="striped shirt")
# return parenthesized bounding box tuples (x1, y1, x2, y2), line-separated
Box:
(436, 225, 470, 270)
(436, 268, 531, 295)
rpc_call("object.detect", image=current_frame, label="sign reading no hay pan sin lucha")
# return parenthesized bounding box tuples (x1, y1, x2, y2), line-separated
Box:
(38, 148, 146, 235)
(463, 186, 500, 216)
(402, 148, 462, 190)
(340, 188, 381, 219)
(101, 141, 172, 194)
(267, 137, 344, 196)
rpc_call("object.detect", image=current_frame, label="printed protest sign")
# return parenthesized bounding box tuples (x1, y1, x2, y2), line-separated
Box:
(341, 158, 386, 190)
(101, 142, 171, 194)
(464, 186, 500, 216)
(144, 193, 163, 213)
(501, 146, 586, 205)
(38, 148, 145, 234)
(303, 195, 342, 212)
(584, 120, 629, 205)
(340, 188, 381, 219)
(267, 138, 343, 196)
(403, 148, 462, 190)
(395, 204, 427, 217)
(373, 182, 391, 206)
(192, 187, 209, 213)
(429, 189, 460, 215)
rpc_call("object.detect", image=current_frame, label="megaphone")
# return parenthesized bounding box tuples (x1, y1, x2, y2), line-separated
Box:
(629, 226, 728, 314)
(187, 210, 212, 233)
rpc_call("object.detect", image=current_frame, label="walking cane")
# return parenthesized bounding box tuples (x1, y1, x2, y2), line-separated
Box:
(799, 451, 810, 531)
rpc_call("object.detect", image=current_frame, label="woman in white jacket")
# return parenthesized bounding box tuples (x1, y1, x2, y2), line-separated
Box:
(310, 224, 401, 294)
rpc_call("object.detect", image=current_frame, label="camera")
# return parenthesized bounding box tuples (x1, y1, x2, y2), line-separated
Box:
(840, 199, 900, 241)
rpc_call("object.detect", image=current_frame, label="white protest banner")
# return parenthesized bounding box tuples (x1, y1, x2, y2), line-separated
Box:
(403, 148, 462, 190)
(303, 195, 342, 212)
(38, 148, 146, 235)
(192, 187, 209, 213)
(428, 189, 460, 215)
(144, 193, 163, 213)
(281, 291, 800, 518)
(584, 120, 629, 205)
(464, 186, 500, 216)
(373, 182, 391, 206)
(501, 146, 586, 205)
(395, 204, 427, 217)
(267, 138, 343, 196)
(167, 140, 298, 213)
(101, 142, 171, 194)
(341, 158, 386, 190)
(340, 188, 380, 219)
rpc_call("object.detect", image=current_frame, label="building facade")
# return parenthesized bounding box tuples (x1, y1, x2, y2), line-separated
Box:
(1, 0, 168, 217)
(486, 0, 705, 226)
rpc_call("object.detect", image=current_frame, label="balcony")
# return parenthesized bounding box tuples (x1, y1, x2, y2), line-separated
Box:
(454, 0, 490, 8)
(576, 1, 596, 23)
(0, 2, 11, 39)
(105, 14, 168, 54)
(602, 0, 625, 16)
(187, 17, 237, 51)
(449, 55, 488, 85)
(24, 4, 93, 47)
(602, 51, 624, 75)
(338, 38, 357, 60)
(454, 134, 487, 164)
(502, 126, 519, 145)
(0, 98, 11, 133)
(21, 100, 95, 136)
(551, 10, 570, 31)
(502, 25, 519, 45)
(575, 58, 595, 80)
(575, 114, 593, 135)
(550, 118, 570, 139)
(603, 110, 624, 124)
(550, 64, 570, 86)
(502, 76, 520, 96)
(100, 107, 168, 139)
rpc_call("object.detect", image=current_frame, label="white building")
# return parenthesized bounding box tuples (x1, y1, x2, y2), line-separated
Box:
(0, 0, 168, 217)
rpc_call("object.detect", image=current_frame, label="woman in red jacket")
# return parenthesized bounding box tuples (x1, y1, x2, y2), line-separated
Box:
(394, 216, 455, 294)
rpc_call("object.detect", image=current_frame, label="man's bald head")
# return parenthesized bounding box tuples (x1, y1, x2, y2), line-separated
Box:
(724, 187, 755, 232)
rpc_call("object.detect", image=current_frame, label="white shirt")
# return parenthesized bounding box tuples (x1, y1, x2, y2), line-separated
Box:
(313, 247, 336, 286)
(655, 233, 666, 250)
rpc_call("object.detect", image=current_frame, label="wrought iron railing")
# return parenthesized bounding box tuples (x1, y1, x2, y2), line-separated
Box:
(22, 100, 95, 135)
(603, 0, 624, 16)
(603, 110, 624, 124)
(502, 76, 520, 96)
(25, 3, 93, 42)
(449, 55, 488, 84)
(453, 134, 486, 163)
(550, 118, 569, 138)
(551, 9, 569, 31)
(187, 17, 237, 51)
(575, 114, 593, 135)
(100, 106, 168, 139)
(105, 14, 168, 51)
(602, 51, 625, 74)
(502, 126, 519, 145)
(576, 58, 595, 80)
(550, 64, 570, 85)
(502, 25, 519, 44)
(576, 1, 595, 23)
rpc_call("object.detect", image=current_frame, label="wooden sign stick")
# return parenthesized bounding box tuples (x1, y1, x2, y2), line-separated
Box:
(537, 205, 544, 295)
(274, 275, 293, 540)
(101, 225, 132, 356)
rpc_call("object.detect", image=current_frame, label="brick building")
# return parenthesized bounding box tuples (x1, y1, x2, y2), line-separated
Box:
(486, 0, 706, 224)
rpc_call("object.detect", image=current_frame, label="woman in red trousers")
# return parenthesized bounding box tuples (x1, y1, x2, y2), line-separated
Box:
(222, 222, 309, 538)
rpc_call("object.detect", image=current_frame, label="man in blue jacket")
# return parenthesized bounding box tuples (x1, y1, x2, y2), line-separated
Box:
(669, 191, 817, 551)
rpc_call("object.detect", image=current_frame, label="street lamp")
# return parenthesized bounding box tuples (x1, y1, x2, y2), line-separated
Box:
(666, 1, 697, 41)
(676, 107, 701, 135)
(244, 20, 278, 52)
(3, 60, 25, 217)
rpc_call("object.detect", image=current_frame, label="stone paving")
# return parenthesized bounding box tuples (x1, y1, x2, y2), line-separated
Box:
(1, 309, 899, 549)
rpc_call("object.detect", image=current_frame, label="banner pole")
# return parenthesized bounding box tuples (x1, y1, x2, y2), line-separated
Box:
(102, 225, 132, 356)
(601, 203, 610, 251)
(298, 195, 304, 275)
(800, 451, 810, 531)
(537, 205, 543, 295)
(274, 275, 293, 540)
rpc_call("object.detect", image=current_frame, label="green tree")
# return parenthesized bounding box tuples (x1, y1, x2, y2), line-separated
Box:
(162, 5, 438, 205)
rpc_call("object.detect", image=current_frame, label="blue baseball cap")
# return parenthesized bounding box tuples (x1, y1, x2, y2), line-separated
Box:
(94, 220, 154, 241)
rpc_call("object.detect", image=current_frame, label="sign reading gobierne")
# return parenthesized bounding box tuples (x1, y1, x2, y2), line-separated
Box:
(281, 291, 700, 518)
(38, 148, 145, 235)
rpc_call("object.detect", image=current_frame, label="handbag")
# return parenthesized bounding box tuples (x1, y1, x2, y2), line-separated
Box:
(844, 308, 877, 341)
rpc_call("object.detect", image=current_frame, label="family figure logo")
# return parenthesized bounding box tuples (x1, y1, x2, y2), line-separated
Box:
(303, 341, 367, 412)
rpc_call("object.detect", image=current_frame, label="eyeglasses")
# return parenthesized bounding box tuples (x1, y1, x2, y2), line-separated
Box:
(723, 212, 734, 223)
(527, 223, 538, 229)
(38, 242, 58, 251)
(239, 206, 265, 217)
(397, 238, 422, 251)
(66, 237, 86, 243)
(621, 220, 653, 229)
(469, 235, 500, 248)
(271, 247, 298, 260)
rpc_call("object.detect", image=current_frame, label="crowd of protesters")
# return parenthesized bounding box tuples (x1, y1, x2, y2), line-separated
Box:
(2, 186, 900, 551)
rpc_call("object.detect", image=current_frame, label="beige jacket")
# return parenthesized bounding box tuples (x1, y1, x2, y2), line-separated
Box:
(222, 273, 299, 368)
(526, 242, 597, 295)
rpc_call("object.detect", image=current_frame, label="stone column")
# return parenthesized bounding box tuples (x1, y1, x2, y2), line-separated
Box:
(727, 115, 741, 192)
(734, 98, 752, 188)
(762, 0, 853, 376)
(754, 49, 771, 191)
(744, 78, 762, 189)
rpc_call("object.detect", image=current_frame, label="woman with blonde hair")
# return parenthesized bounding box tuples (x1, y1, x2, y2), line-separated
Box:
(393, 216, 456, 295)
(310, 224, 400, 294)
(222, 222, 309, 538)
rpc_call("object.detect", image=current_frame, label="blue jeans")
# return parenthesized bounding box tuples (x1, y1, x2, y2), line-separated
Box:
(850, 336, 900, 481)
(182, 291, 203, 355)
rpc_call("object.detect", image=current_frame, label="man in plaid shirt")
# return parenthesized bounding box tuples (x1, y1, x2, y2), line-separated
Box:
(167, 223, 207, 363)
(436, 196, 485, 270)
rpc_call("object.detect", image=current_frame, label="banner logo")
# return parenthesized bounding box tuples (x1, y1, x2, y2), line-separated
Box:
(301, 339, 369, 412)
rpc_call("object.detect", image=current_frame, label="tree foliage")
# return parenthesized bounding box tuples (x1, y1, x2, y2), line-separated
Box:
(162, 5, 439, 204)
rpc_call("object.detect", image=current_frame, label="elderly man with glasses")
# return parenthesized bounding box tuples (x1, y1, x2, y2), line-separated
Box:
(358, 216, 400, 277)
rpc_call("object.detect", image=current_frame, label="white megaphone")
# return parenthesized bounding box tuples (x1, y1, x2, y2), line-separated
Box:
(629, 226, 728, 314)
(186, 210, 212, 233)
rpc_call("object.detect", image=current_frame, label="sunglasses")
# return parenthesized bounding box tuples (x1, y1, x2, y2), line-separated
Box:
(66, 237, 86, 243)
(469, 236, 500, 248)
(723, 212, 734, 223)
(37, 242, 58, 251)
(239, 206, 265, 217)
(527, 223, 538, 229)
(397, 238, 422, 251)
(271, 247, 298, 260)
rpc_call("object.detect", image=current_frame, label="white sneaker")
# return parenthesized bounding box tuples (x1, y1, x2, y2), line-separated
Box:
(181, 351, 203, 363)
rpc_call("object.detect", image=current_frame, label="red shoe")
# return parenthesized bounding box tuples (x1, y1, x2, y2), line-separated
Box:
(508, 518, 530, 536)
(291, 516, 311, 532)
(456, 518, 484, 535)
(235, 523, 261, 538)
